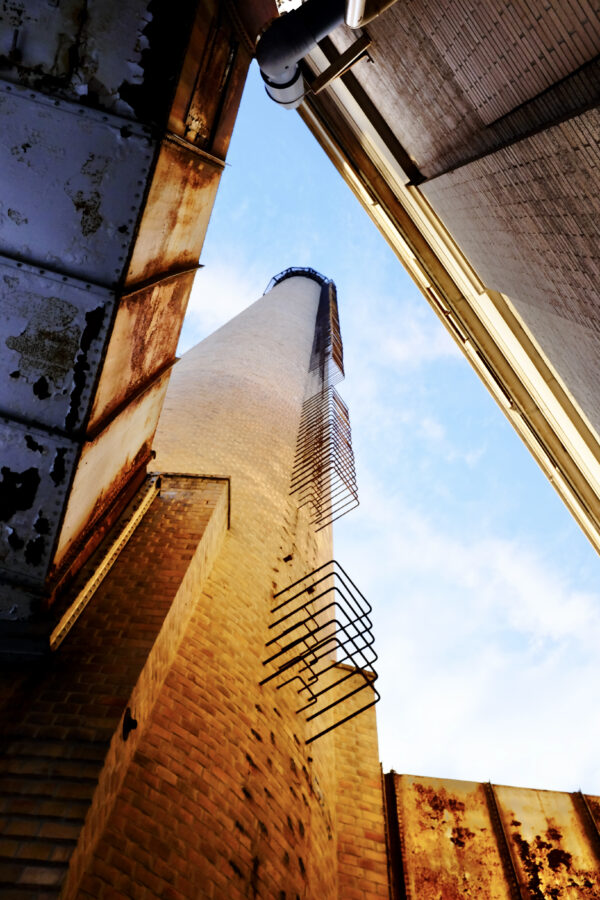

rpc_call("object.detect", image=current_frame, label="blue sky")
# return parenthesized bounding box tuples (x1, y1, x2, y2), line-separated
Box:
(179, 64, 600, 793)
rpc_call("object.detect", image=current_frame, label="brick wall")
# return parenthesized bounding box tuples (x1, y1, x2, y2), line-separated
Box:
(0, 274, 387, 898)
(422, 107, 600, 433)
(332, 667, 389, 900)
(333, 0, 600, 178)
(0, 476, 228, 897)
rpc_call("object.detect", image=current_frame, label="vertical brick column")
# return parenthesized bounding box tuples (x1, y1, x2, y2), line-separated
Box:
(71, 275, 345, 898)
(332, 669, 390, 900)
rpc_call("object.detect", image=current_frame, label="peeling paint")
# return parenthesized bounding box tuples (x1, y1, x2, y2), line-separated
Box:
(0, 465, 40, 521)
(34, 513, 50, 534)
(0, 419, 77, 592)
(7, 208, 27, 225)
(65, 305, 105, 431)
(0, 0, 159, 118)
(33, 375, 50, 399)
(0, 83, 155, 285)
(24, 534, 45, 566)
(50, 448, 68, 486)
(24, 434, 44, 453)
(1, 261, 112, 431)
(5, 295, 81, 388)
(6, 527, 23, 550)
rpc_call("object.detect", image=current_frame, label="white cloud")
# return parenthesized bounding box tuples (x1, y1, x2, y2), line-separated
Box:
(342, 281, 461, 372)
(418, 416, 446, 442)
(336, 476, 600, 792)
(178, 258, 267, 354)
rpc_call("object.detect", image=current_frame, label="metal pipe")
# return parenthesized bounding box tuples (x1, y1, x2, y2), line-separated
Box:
(255, 0, 345, 109)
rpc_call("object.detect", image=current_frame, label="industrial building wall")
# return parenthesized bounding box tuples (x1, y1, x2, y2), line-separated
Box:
(421, 108, 600, 436)
(0, 0, 256, 626)
(331, 0, 600, 435)
(304, 0, 600, 548)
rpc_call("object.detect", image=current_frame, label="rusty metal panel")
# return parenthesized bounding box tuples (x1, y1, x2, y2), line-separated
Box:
(88, 271, 194, 430)
(0, 80, 155, 285)
(169, 0, 225, 141)
(495, 784, 600, 898)
(168, 0, 251, 157)
(395, 774, 513, 899)
(0, 255, 113, 432)
(53, 370, 171, 571)
(0, 415, 77, 611)
(393, 775, 600, 899)
(125, 137, 222, 285)
(586, 794, 600, 832)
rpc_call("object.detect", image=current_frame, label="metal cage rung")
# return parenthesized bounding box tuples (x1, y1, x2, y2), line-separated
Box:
(260, 560, 379, 743)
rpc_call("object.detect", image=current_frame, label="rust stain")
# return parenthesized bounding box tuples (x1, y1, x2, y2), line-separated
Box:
(400, 777, 514, 899)
(397, 777, 600, 900)
(450, 825, 475, 848)
(126, 139, 221, 285)
(89, 271, 192, 429)
(413, 781, 466, 823)
(509, 815, 600, 899)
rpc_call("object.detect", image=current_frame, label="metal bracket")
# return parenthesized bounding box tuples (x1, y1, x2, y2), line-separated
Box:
(309, 34, 372, 95)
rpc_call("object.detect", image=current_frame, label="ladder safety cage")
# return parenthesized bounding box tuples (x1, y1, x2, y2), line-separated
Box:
(260, 560, 379, 743)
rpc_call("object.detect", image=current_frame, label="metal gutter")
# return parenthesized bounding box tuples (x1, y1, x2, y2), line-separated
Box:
(297, 64, 600, 554)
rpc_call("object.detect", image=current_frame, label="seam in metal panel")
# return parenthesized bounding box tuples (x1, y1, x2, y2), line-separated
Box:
(483, 782, 526, 900)
(85, 360, 177, 443)
(0, 252, 114, 298)
(572, 791, 600, 862)
(121, 263, 202, 300)
(0, 76, 154, 138)
(164, 132, 226, 167)
(383, 771, 408, 900)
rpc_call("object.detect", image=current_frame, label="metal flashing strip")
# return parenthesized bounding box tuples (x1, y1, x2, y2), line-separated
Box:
(0, 76, 154, 138)
(85, 360, 177, 443)
(164, 132, 226, 168)
(260, 560, 379, 743)
(49, 475, 160, 651)
(121, 263, 203, 299)
(297, 88, 600, 555)
(483, 782, 526, 900)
